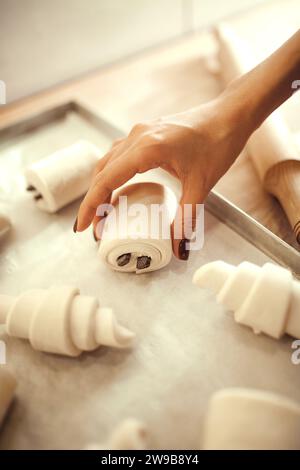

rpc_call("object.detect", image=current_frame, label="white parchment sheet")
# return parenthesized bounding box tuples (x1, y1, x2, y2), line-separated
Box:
(0, 111, 299, 449)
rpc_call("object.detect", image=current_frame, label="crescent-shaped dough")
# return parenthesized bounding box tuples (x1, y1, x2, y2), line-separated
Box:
(0, 287, 135, 356)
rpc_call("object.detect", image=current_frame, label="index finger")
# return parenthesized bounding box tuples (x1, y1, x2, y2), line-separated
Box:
(76, 153, 139, 231)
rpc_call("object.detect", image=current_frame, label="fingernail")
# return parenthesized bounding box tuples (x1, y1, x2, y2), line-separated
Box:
(178, 239, 189, 260)
(73, 217, 78, 233)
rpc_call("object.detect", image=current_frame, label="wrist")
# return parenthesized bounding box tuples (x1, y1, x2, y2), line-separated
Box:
(220, 77, 260, 138)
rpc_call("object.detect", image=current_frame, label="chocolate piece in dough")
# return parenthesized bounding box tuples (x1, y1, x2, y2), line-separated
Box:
(136, 256, 151, 270)
(117, 253, 131, 267)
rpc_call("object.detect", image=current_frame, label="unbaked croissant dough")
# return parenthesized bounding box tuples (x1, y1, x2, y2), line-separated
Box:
(84, 419, 148, 450)
(24, 140, 100, 213)
(98, 182, 177, 273)
(0, 287, 135, 356)
(0, 369, 17, 426)
(203, 388, 300, 450)
(193, 261, 300, 339)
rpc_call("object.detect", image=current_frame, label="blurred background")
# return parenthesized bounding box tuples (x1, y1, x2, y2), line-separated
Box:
(0, 0, 268, 103)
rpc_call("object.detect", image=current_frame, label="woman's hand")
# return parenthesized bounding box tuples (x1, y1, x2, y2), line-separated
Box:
(75, 92, 253, 259)
(75, 29, 300, 259)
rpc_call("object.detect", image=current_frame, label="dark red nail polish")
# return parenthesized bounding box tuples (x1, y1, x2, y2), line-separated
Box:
(73, 217, 78, 233)
(178, 239, 189, 260)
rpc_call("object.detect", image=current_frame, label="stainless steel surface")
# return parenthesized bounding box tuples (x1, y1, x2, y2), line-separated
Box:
(205, 191, 300, 278)
(0, 101, 123, 141)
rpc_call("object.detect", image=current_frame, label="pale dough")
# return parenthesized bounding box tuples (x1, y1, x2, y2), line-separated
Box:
(0, 369, 17, 427)
(98, 182, 177, 273)
(202, 388, 300, 450)
(24, 140, 100, 213)
(84, 419, 148, 450)
(193, 261, 300, 339)
(0, 287, 135, 357)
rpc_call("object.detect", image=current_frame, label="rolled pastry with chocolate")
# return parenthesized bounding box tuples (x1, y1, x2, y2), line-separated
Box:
(203, 388, 300, 450)
(193, 261, 300, 339)
(0, 369, 17, 426)
(84, 419, 148, 450)
(98, 182, 177, 273)
(25, 140, 100, 213)
(0, 286, 135, 357)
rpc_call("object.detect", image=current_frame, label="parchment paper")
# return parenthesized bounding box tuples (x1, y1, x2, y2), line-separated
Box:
(0, 111, 299, 449)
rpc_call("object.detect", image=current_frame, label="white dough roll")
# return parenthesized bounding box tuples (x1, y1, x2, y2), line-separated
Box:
(25, 140, 100, 213)
(203, 388, 300, 450)
(98, 182, 177, 273)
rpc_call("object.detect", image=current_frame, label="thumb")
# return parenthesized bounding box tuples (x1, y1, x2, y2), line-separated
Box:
(171, 181, 205, 260)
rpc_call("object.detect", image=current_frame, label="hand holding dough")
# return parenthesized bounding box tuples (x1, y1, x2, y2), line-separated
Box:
(0, 368, 17, 427)
(203, 388, 300, 450)
(0, 287, 135, 356)
(25, 140, 100, 213)
(84, 419, 148, 450)
(193, 261, 300, 339)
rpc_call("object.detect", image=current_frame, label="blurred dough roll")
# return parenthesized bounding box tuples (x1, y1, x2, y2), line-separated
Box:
(203, 388, 300, 450)
(98, 182, 177, 273)
(25, 140, 100, 213)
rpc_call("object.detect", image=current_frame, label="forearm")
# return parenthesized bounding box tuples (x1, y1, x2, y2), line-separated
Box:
(223, 29, 300, 133)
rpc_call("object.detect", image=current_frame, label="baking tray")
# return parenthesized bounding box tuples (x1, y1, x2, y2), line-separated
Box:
(1, 100, 299, 276)
(0, 101, 299, 450)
